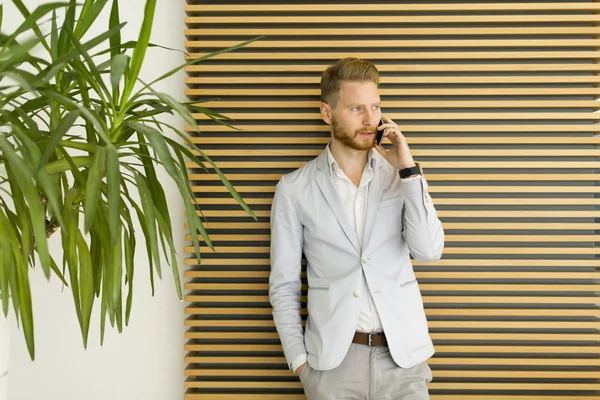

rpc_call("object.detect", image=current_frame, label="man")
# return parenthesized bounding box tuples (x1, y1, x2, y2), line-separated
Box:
(269, 58, 445, 399)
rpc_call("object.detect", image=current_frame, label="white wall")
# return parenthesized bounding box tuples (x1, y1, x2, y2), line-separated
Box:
(3, 1, 187, 399)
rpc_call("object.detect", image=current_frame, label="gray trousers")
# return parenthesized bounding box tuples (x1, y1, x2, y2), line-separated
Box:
(299, 343, 432, 400)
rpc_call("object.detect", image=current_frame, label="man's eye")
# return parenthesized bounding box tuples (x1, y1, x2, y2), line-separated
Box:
(352, 107, 360, 112)
(372, 105, 380, 110)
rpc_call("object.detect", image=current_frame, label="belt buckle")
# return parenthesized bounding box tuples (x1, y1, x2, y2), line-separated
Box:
(368, 332, 373, 347)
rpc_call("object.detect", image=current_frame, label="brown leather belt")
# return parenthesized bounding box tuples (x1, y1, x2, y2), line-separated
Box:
(352, 332, 387, 347)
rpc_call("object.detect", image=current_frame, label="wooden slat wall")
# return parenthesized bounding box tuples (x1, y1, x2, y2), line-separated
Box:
(183, 1, 600, 399)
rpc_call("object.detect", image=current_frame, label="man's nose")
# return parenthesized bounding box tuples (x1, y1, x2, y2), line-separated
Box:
(363, 110, 375, 126)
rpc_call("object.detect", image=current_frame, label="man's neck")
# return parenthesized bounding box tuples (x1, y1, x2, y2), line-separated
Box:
(329, 140, 370, 177)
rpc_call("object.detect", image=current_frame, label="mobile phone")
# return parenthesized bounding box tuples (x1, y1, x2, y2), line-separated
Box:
(376, 118, 385, 145)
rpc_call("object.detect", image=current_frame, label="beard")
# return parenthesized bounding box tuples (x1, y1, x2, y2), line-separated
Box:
(331, 117, 376, 151)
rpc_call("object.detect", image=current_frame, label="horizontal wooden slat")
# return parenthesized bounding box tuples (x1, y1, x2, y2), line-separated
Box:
(189, 307, 600, 316)
(186, 318, 600, 328)
(185, 272, 600, 284)
(192, 111, 600, 120)
(196, 149, 600, 157)
(431, 383, 598, 391)
(194, 223, 600, 235)
(186, 381, 302, 388)
(184, 270, 600, 282)
(413, 359, 600, 367)
(183, 354, 600, 368)
(187, 88, 600, 96)
(190, 125, 600, 134)
(186, 3, 600, 12)
(187, 245, 600, 254)
(185, 296, 599, 305)
(184, 332, 600, 341)
(195, 101, 600, 110)
(187, 39, 600, 49)
(185, 395, 597, 400)
(193, 198, 600, 206)
(185, 269, 600, 282)
(183, 343, 600, 353)
(186, 15, 600, 24)
(185, 320, 600, 328)
(184, 258, 600, 267)
(433, 396, 592, 400)
(194, 186, 600, 195)
(188, 357, 600, 372)
(183, 381, 600, 390)
(189, 234, 600, 242)
(190, 137, 600, 145)
(190, 210, 600, 218)
(185, 395, 594, 400)
(187, 51, 600, 60)
(185, 396, 303, 400)
(184, 367, 600, 380)
(191, 173, 600, 181)
(430, 188, 600, 194)
(186, 27, 600, 37)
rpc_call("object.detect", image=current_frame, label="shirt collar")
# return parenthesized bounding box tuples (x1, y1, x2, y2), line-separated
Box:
(325, 143, 379, 177)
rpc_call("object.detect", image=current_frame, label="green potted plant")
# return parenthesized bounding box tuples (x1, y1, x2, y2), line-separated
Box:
(0, 0, 257, 368)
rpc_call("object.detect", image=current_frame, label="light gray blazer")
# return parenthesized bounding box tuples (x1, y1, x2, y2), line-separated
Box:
(269, 148, 444, 371)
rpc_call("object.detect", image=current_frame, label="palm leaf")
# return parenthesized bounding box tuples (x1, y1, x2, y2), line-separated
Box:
(6, 1, 68, 52)
(13, 242, 34, 360)
(38, 109, 80, 168)
(121, 0, 156, 103)
(145, 36, 263, 89)
(56, 0, 76, 58)
(93, 40, 187, 58)
(84, 147, 106, 232)
(110, 54, 129, 93)
(134, 172, 161, 277)
(0, 136, 51, 277)
(74, 0, 110, 39)
(77, 230, 94, 347)
(108, 0, 121, 60)
(106, 146, 120, 245)
(0, 210, 12, 316)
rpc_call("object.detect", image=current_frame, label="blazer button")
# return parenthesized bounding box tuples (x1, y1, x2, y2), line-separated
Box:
(361, 256, 368, 263)
(353, 291, 360, 297)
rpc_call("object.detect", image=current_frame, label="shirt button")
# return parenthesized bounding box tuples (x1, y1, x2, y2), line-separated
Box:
(361, 256, 368, 263)
(353, 291, 360, 297)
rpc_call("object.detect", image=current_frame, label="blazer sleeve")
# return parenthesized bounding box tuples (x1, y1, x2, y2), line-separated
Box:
(269, 176, 307, 368)
(401, 175, 445, 263)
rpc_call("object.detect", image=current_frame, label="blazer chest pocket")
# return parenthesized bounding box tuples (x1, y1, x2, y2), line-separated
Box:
(374, 195, 405, 236)
(378, 195, 404, 209)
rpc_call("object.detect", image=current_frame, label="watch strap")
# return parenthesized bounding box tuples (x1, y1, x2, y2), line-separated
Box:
(399, 163, 421, 179)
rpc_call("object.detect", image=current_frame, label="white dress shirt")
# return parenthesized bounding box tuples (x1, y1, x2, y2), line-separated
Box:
(326, 146, 383, 333)
(291, 145, 420, 373)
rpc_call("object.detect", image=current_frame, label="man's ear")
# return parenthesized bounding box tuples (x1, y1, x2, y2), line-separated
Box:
(320, 102, 332, 125)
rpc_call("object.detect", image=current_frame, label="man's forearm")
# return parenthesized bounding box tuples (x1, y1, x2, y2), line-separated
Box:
(401, 176, 445, 262)
(270, 280, 307, 368)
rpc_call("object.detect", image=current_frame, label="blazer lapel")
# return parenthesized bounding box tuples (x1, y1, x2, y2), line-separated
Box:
(362, 161, 389, 248)
(315, 151, 360, 253)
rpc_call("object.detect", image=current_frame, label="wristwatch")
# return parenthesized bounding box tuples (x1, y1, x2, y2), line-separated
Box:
(399, 162, 422, 179)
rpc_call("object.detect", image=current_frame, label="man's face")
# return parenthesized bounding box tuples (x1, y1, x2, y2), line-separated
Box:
(327, 81, 381, 151)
